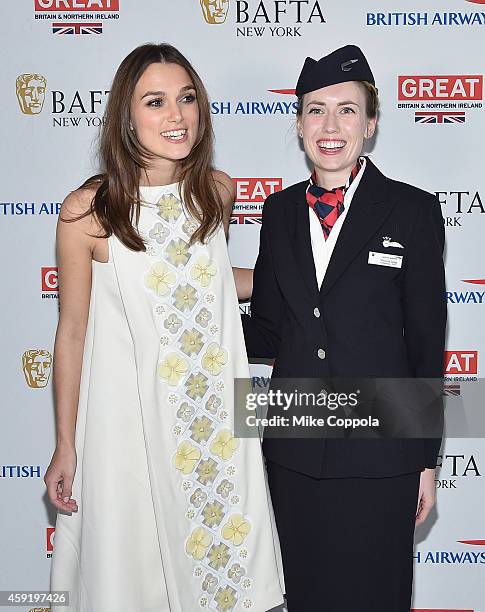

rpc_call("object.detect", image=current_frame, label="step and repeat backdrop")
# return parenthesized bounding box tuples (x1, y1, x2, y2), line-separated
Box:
(1, 0, 484, 611)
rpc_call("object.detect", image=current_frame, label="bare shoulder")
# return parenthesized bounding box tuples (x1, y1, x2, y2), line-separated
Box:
(60, 183, 97, 220)
(59, 182, 104, 238)
(56, 181, 109, 266)
(56, 184, 103, 318)
(212, 169, 236, 205)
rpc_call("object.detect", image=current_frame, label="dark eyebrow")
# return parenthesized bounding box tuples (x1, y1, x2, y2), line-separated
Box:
(305, 99, 360, 108)
(141, 84, 196, 100)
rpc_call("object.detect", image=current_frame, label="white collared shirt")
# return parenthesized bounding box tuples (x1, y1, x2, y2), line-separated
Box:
(308, 157, 367, 288)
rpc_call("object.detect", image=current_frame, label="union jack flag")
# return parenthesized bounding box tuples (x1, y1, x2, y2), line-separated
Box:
(415, 111, 466, 124)
(443, 384, 461, 397)
(230, 213, 262, 225)
(52, 22, 103, 35)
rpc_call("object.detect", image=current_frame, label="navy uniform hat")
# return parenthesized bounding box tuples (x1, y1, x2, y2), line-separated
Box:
(295, 45, 375, 97)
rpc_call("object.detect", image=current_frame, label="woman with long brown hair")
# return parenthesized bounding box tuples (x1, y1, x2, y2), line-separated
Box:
(44, 43, 284, 611)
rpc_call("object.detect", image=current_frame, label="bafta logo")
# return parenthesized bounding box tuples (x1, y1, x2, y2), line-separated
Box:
(16, 74, 47, 115)
(22, 350, 53, 388)
(200, 0, 229, 24)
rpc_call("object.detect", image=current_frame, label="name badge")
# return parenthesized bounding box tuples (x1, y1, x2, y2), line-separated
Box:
(368, 251, 403, 268)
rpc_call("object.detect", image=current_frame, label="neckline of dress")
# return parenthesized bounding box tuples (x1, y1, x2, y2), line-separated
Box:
(139, 181, 180, 191)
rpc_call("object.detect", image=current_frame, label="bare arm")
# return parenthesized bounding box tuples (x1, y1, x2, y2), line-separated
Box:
(44, 187, 103, 513)
(213, 170, 254, 300)
(232, 267, 253, 301)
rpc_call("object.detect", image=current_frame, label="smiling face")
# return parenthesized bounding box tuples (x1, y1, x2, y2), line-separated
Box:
(297, 81, 377, 189)
(130, 62, 200, 176)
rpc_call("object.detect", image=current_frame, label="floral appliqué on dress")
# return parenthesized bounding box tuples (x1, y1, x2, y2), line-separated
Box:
(143, 192, 253, 611)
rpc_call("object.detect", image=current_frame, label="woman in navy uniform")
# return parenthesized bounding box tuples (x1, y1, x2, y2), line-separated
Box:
(242, 45, 446, 611)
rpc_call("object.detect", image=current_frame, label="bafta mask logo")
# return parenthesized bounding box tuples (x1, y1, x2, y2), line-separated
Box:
(16, 74, 47, 115)
(22, 349, 52, 388)
(200, 0, 229, 24)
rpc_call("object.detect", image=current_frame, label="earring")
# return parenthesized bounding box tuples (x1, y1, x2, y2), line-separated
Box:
(129, 122, 134, 132)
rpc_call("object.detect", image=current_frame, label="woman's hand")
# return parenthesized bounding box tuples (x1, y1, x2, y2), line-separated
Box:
(44, 444, 78, 513)
(415, 468, 436, 526)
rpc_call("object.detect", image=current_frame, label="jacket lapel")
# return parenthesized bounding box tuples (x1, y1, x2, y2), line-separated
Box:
(320, 158, 397, 296)
(291, 182, 320, 299)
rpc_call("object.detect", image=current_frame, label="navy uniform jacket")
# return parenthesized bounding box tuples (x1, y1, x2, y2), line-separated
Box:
(242, 158, 446, 478)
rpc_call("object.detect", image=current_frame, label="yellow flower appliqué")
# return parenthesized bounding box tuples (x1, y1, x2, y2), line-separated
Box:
(158, 352, 189, 386)
(144, 262, 176, 297)
(186, 526, 213, 560)
(173, 284, 198, 312)
(166, 238, 191, 267)
(210, 430, 239, 461)
(158, 194, 182, 222)
(190, 415, 215, 444)
(222, 514, 251, 546)
(208, 542, 231, 570)
(179, 328, 204, 356)
(172, 440, 201, 475)
(202, 343, 228, 376)
(196, 457, 220, 485)
(190, 256, 217, 288)
(185, 372, 209, 400)
(214, 585, 238, 611)
(202, 500, 225, 528)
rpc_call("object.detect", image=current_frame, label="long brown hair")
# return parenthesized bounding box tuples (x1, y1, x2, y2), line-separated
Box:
(74, 43, 222, 249)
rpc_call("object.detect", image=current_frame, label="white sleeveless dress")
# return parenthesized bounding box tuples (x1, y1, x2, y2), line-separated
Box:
(50, 183, 284, 612)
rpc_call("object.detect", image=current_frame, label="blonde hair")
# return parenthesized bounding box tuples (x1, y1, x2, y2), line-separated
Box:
(358, 80, 379, 118)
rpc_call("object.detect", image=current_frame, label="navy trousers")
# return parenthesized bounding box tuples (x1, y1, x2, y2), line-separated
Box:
(266, 461, 421, 612)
